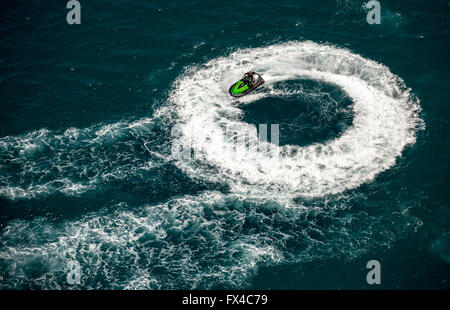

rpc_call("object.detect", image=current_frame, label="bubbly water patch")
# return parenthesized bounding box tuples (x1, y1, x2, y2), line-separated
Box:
(0, 191, 422, 289)
(0, 118, 162, 200)
(165, 41, 422, 198)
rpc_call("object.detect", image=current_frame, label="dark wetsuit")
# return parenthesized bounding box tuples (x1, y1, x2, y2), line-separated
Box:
(242, 72, 255, 87)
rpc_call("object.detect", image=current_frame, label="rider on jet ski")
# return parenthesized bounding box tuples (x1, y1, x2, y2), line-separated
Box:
(228, 71, 264, 97)
(242, 71, 256, 87)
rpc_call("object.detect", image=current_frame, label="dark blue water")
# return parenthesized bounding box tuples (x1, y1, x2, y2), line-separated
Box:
(0, 0, 449, 289)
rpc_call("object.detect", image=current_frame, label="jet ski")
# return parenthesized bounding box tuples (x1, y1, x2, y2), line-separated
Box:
(229, 72, 265, 98)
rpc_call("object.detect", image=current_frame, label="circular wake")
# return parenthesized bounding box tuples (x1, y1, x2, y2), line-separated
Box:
(164, 41, 422, 198)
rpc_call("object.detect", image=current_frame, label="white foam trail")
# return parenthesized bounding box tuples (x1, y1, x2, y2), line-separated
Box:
(0, 190, 423, 289)
(0, 118, 160, 199)
(164, 41, 423, 198)
(0, 192, 286, 289)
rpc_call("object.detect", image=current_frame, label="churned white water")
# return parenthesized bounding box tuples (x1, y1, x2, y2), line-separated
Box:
(165, 41, 422, 199)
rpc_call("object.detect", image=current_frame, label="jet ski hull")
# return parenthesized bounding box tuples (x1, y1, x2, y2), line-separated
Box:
(229, 73, 265, 97)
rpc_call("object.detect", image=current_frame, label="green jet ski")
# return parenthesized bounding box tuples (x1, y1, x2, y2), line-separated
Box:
(229, 72, 265, 98)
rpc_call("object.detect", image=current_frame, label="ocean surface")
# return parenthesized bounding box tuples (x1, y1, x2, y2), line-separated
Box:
(0, 0, 449, 289)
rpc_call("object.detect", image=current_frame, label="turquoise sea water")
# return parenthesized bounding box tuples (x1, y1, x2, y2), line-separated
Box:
(0, 0, 449, 289)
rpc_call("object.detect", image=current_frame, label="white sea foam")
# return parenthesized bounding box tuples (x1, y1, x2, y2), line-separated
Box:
(0, 118, 160, 199)
(165, 41, 423, 198)
(0, 42, 422, 200)
(0, 190, 422, 289)
(0, 193, 286, 289)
